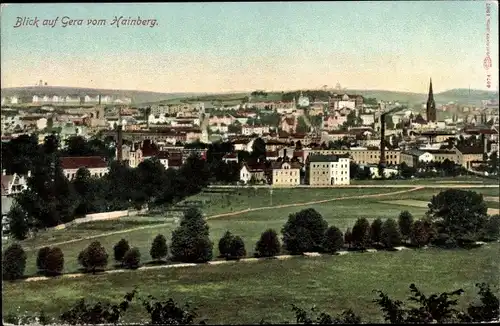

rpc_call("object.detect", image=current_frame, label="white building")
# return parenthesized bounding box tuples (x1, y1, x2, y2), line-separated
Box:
(242, 125, 270, 136)
(308, 154, 351, 185)
(10, 96, 19, 104)
(60, 156, 109, 180)
(298, 92, 310, 107)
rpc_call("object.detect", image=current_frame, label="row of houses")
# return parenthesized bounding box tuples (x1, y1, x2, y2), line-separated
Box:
(1, 95, 132, 105)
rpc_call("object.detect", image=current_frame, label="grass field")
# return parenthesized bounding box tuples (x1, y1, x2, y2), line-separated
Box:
(3, 243, 498, 324)
(5, 186, 498, 276)
(350, 176, 500, 185)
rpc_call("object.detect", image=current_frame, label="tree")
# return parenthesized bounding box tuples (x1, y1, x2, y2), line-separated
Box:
(123, 248, 141, 269)
(427, 189, 488, 243)
(281, 208, 328, 254)
(351, 218, 371, 250)
(479, 214, 500, 241)
(466, 283, 500, 322)
(399, 162, 415, 179)
(370, 218, 384, 247)
(255, 229, 281, 257)
(323, 226, 344, 254)
(218, 231, 234, 258)
(410, 220, 431, 247)
(251, 137, 266, 160)
(381, 218, 402, 249)
(2, 243, 27, 281)
(150, 234, 169, 261)
(344, 228, 353, 248)
(80, 241, 108, 274)
(113, 239, 130, 265)
(45, 247, 64, 276)
(227, 236, 246, 260)
(36, 246, 51, 273)
(398, 211, 414, 242)
(7, 203, 31, 240)
(170, 208, 213, 263)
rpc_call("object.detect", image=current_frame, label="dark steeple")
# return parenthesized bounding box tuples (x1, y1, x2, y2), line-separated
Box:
(426, 78, 436, 122)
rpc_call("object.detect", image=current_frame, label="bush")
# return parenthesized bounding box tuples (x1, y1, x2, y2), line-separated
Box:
(113, 239, 130, 265)
(479, 215, 500, 241)
(227, 236, 246, 260)
(344, 228, 353, 248)
(2, 243, 27, 280)
(282, 208, 328, 254)
(123, 247, 141, 269)
(255, 229, 281, 257)
(218, 230, 234, 258)
(170, 208, 213, 263)
(398, 211, 414, 242)
(150, 234, 169, 261)
(323, 226, 344, 254)
(351, 218, 371, 250)
(381, 218, 402, 249)
(36, 246, 51, 273)
(370, 218, 383, 247)
(80, 241, 108, 273)
(410, 220, 431, 247)
(45, 247, 64, 275)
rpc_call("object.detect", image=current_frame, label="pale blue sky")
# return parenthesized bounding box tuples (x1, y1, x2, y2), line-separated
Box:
(1, 2, 498, 93)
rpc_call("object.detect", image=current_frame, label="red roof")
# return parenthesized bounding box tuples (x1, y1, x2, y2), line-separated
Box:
(60, 156, 107, 170)
(266, 151, 279, 157)
(223, 153, 237, 159)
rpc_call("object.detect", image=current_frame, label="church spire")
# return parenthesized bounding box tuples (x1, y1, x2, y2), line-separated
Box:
(426, 78, 436, 122)
(428, 78, 434, 100)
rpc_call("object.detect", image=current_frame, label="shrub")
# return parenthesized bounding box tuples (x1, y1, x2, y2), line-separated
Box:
(381, 218, 402, 249)
(479, 215, 500, 241)
(36, 246, 51, 273)
(323, 226, 344, 254)
(255, 229, 281, 257)
(142, 296, 199, 324)
(398, 211, 414, 242)
(344, 228, 353, 248)
(282, 208, 328, 254)
(2, 243, 27, 280)
(123, 247, 141, 269)
(113, 239, 130, 265)
(45, 247, 64, 275)
(227, 236, 246, 260)
(351, 218, 371, 250)
(218, 231, 234, 258)
(150, 234, 169, 261)
(370, 218, 384, 246)
(410, 220, 431, 247)
(80, 241, 108, 273)
(171, 208, 213, 263)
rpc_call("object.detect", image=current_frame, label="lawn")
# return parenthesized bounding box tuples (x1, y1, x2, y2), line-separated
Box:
(351, 176, 499, 185)
(3, 243, 498, 324)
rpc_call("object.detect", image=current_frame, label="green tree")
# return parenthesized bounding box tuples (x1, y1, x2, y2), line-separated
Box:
(2, 243, 27, 281)
(170, 208, 213, 263)
(150, 234, 169, 261)
(251, 137, 266, 160)
(255, 229, 281, 258)
(370, 218, 384, 247)
(344, 228, 353, 248)
(479, 215, 500, 241)
(381, 218, 402, 249)
(410, 220, 431, 248)
(398, 211, 414, 242)
(36, 246, 51, 273)
(227, 236, 246, 260)
(7, 203, 30, 240)
(282, 208, 328, 254)
(45, 247, 64, 276)
(123, 248, 141, 269)
(80, 241, 108, 274)
(323, 226, 344, 254)
(218, 231, 234, 258)
(113, 239, 130, 265)
(351, 218, 371, 250)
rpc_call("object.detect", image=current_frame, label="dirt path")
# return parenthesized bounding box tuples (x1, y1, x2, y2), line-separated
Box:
(29, 187, 422, 251)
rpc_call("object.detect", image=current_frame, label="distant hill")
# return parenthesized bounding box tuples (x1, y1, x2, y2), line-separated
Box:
(0, 86, 207, 104)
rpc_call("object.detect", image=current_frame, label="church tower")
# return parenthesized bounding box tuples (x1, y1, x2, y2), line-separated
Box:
(426, 78, 437, 122)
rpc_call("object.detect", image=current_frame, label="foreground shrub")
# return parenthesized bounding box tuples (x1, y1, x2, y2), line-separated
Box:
(381, 218, 401, 249)
(291, 304, 361, 324)
(36, 246, 51, 273)
(466, 283, 500, 322)
(227, 236, 246, 260)
(142, 296, 201, 325)
(479, 214, 500, 241)
(282, 208, 328, 254)
(79, 241, 108, 273)
(255, 229, 281, 257)
(170, 208, 213, 263)
(150, 234, 168, 261)
(323, 226, 344, 254)
(218, 230, 234, 258)
(45, 247, 64, 275)
(123, 247, 141, 269)
(113, 239, 130, 265)
(2, 243, 27, 280)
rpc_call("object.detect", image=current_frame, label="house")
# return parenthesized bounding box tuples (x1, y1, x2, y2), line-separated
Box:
(307, 154, 350, 186)
(128, 144, 144, 168)
(242, 125, 270, 136)
(297, 92, 310, 107)
(400, 149, 435, 168)
(166, 152, 182, 169)
(239, 163, 267, 184)
(157, 151, 170, 170)
(364, 164, 399, 179)
(60, 156, 109, 180)
(360, 114, 375, 126)
(322, 113, 347, 131)
(271, 161, 301, 186)
(1, 170, 30, 230)
(266, 151, 279, 161)
(222, 153, 238, 164)
(65, 95, 80, 104)
(280, 116, 297, 134)
(455, 145, 485, 169)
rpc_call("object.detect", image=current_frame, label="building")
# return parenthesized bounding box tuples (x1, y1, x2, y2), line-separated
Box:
(426, 78, 437, 122)
(297, 92, 310, 107)
(239, 163, 267, 184)
(455, 145, 484, 169)
(307, 154, 350, 186)
(400, 149, 435, 168)
(60, 156, 109, 180)
(271, 161, 301, 186)
(1, 171, 30, 232)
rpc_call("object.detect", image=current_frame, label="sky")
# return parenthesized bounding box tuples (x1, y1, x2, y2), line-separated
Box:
(1, 2, 498, 94)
